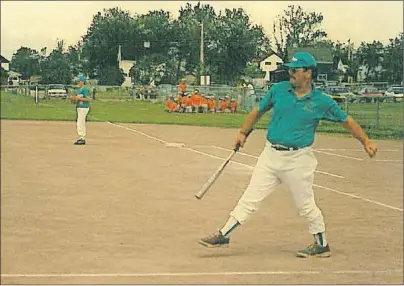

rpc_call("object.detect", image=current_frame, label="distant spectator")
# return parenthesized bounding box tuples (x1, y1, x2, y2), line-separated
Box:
(169, 98, 179, 113)
(246, 82, 255, 112)
(201, 95, 209, 113)
(230, 98, 238, 113)
(178, 79, 187, 96)
(207, 96, 216, 113)
(165, 95, 173, 112)
(185, 95, 193, 113)
(191, 89, 202, 112)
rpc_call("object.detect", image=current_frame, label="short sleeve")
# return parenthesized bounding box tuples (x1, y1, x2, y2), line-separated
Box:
(322, 100, 348, 122)
(258, 86, 276, 113)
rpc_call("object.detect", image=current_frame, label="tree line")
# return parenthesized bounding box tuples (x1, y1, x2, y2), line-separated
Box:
(2, 3, 403, 86)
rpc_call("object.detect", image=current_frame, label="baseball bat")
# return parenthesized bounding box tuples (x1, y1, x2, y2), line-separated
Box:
(195, 128, 253, 200)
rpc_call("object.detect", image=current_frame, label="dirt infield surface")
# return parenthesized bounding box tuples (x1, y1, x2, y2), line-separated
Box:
(1, 120, 403, 284)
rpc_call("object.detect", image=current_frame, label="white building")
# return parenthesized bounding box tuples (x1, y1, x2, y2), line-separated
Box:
(117, 45, 135, 87)
(0, 55, 10, 71)
(337, 59, 348, 74)
(258, 52, 284, 81)
(252, 51, 284, 82)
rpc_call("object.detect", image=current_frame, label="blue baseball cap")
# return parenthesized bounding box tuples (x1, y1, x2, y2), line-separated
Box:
(284, 52, 317, 68)
(75, 75, 86, 83)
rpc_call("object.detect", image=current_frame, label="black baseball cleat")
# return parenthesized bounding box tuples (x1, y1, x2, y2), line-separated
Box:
(74, 139, 86, 145)
(296, 242, 331, 258)
(199, 232, 230, 248)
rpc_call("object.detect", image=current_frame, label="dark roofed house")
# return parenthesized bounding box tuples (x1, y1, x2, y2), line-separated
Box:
(0, 55, 10, 71)
(287, 47, 334, 82)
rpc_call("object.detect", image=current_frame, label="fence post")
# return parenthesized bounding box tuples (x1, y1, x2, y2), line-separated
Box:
(375, 98, 380, 129)
(35, 85, 39, 104)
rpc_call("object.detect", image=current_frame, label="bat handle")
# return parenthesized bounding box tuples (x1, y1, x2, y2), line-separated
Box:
(234, 128, 253, 151)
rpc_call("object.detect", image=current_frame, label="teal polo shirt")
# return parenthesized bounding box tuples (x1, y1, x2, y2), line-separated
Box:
(258, 81, 348, 148)
(76, 86, 90, 108)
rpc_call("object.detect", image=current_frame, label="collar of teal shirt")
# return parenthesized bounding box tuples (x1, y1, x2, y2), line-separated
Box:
(287, 83, 317, 100)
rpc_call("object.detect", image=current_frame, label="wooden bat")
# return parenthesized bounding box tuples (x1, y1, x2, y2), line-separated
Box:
(195, 129, 253, 200)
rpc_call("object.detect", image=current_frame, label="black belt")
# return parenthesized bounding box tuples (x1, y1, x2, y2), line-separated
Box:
(271, 144, 299, 151)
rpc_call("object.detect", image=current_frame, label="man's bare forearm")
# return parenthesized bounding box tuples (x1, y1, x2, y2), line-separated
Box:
(341, 116, 370, 146)
(240, 107, 263, 134)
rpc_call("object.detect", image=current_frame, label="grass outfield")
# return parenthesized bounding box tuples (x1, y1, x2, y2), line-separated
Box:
(1, 92, 402, 139)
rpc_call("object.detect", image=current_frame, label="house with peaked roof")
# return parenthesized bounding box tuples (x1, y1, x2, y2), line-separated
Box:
(287, 47, 334, 82)
(0, 55, 10, 71)
(252, 51, 284, 82)
(117, 45, 135, 87)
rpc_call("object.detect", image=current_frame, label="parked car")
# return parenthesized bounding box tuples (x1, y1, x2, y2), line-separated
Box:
(322, 86, 354, 104)
(7, 75, 20, 86)
(45, 84, 67, 99)
(357, 86, 385, 103)
(384, 86, 403, 102)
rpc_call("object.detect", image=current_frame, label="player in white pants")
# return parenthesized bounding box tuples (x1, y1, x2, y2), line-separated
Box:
(72, 75, 90, 145)
(199, 52, 378, 258)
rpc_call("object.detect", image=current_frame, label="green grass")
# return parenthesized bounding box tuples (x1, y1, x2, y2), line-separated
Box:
(1, 92, 403, 140)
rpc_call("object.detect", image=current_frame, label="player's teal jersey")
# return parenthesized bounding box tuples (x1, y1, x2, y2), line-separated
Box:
(258, 81, 348, 148)
(76, 87, 90, 108)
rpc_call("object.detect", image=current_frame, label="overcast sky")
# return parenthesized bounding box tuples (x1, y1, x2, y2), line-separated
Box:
(1, 1, 402, 60)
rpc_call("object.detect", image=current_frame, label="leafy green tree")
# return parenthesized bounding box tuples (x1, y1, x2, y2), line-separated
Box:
(9, 47, 41, 79)
(0, 67, 8, 85)
(66, 43, 83, 76)
(175, 2, 270, 84)
(382, 33, 403, 84)
(136, 10, 175, 58)
(213, 8, 271, 84)
(174, 2, 217, 77)
(97, 66, 125, 85)
(272, 5, 327, 60)
(81, 7, 140, 75)
(39, 40, 73, 84)
(356, 41, 385, 82)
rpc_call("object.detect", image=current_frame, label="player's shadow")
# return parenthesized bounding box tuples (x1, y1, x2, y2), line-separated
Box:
(195, 244, 289, 258)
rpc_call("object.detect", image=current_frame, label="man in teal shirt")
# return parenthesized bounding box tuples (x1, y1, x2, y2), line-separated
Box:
(71, 75, 90, 145)
(199, 52, 378, 258)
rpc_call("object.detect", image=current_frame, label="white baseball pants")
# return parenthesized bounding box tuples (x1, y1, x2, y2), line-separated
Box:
(230, 141, 326, 234)
(76, 107, 89, 140)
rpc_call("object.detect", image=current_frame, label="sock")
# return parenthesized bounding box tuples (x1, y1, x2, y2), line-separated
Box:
(313, 232, 327, 247)
(220, 216, 240, 237)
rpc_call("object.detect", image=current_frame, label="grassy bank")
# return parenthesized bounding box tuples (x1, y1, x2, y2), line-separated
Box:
(1, 92, 402, 139)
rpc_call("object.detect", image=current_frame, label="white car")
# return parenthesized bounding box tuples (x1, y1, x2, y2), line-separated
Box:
(385, 86, 403, 102)
(46, 84, 67, 99)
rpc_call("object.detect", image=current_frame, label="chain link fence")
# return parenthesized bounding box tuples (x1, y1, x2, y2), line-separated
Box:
(1, 83, 402, 138)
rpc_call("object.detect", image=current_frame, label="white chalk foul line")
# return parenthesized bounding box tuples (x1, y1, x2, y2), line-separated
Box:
(2, 269, 402, 278)
(108, 123, 402, 212)
(313, 150, 364, 161)
(211, 145, 260, 159)
(211, 145, 345, 179)
(314, 149, 402, 163)
(108, 121, 168, 145)
(316, 148, 400, 152)
(313, 184, 403, 212)
(182, 147, 254, 170)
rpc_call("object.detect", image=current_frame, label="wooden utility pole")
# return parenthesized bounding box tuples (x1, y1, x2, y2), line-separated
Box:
(200, 22, 204, 66)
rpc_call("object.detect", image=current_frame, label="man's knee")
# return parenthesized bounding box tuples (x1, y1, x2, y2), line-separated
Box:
(297, 203, 322, 219)
(230, 201, 257, 224)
